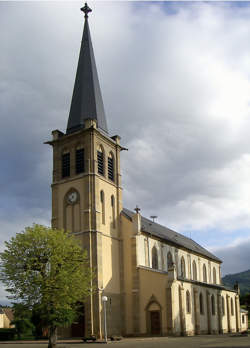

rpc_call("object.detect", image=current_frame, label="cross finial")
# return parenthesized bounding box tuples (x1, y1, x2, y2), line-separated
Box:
(134, 205, 141, 214)
(81, 3, 92, 19)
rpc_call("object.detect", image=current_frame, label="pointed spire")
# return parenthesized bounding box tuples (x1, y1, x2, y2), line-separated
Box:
(66, 3, 108, 135)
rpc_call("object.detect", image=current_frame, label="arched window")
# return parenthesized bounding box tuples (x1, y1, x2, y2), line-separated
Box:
(167, 252, 173, 270)
(100, 190, 105, 224)
(180, 256, 186, 278)
(108, 152, 114, 181)
(111, 195, 115, 228)
(211, 295, 215, 315)
(213, 267, 217, 284)
(97, 146, 104, 176)
(222, 296, 225, 316)
(152, 246, 158, 270)
(62, 151, 70, 178)
(186, 291, 191, 313)
(200, 293, 204, 314)
(231, 298, 234, 316)
(192, 260, 197, 281)
(203, 264, 207, 283)
(75, 146, 84, 174)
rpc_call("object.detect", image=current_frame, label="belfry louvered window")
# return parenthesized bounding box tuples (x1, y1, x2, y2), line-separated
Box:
(76, 148, 84, 174)
(108, 153, 114, 181)
(97, 149, 104, 175)
(62, 153, 70, 178)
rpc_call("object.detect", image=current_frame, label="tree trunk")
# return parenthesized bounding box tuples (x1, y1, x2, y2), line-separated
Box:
(48, 326, 57, 348)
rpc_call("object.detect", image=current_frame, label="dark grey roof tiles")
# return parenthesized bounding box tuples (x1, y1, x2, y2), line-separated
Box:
(67, 14, 108, 135)
(122, 208, 221, 263)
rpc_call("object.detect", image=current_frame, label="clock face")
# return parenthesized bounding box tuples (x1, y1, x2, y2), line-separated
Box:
(67, 191, 78, 204)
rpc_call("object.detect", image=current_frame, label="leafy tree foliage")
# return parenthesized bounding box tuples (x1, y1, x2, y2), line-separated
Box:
(11, 303, 34, 340)
(0, 225, 92, 348)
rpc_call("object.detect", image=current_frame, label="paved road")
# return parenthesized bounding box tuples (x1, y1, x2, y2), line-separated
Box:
(0, 335, 250, 348)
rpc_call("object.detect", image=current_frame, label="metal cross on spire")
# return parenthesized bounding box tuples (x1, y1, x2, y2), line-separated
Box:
(81, 2, 92, 19)
(134, 205, 141, 214)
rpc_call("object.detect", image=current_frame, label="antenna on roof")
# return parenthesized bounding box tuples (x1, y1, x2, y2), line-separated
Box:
(150, 215, 157, 223)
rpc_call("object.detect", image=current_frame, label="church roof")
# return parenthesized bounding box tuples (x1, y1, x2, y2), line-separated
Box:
(122, 208, 222, 263)
(66, 3, 108, 135)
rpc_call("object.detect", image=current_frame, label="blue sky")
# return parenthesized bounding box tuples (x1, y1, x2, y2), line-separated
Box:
(1, 1, 250, 303)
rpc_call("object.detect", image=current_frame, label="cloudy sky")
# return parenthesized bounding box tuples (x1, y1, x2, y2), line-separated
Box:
(1, 1, 250, 303)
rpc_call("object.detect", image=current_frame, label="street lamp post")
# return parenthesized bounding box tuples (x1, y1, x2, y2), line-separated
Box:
(102, 295, 108, 343)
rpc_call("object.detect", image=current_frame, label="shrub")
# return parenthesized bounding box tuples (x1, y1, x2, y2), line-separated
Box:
(0, 328, 16, 341)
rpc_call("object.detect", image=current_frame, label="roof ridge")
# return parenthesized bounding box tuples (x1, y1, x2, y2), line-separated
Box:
(122, 207, 221, 263)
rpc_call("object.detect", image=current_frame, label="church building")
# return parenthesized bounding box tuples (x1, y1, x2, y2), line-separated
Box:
(46, 3, 244, 338)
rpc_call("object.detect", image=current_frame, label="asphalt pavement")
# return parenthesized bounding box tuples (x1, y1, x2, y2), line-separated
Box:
(0, 335, 250, 348)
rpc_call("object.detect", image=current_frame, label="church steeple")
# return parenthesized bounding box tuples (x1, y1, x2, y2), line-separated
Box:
(66, 3, 108, 135)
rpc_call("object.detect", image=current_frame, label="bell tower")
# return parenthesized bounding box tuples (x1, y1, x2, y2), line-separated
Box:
(46, 3, 123, 338)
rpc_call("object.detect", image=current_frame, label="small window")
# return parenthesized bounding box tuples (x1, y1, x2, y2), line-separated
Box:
(108, 153, 114, 181)
(152, 246, 158, 270)
(180, 257, 186, 278)
(111, 195, 115, 228)
(76, 148, 84, 174)
(242, 315, 245, 324)
(231, 298, 234, 316)
(200, 293, 204, 314)
(97, 147, 104, 175)
(203, 264, 207, 283)
(100, 191, 105, 224)
(222, 296, 225, 316)
(186, 291, 191, 313)
(62, 152, 70, 178)
(211, 295, 215, 315)
(213, 267, 217, 284)
(192, 260, 197, 281)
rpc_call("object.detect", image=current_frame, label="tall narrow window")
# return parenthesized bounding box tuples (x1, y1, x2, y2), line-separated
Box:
(167, 252, 173, 270)
(180, 257, 186, 278)
(108, 152, 114, 181)
(97, 147, 104, 175)
(144, 239, 149, 266)
(200, 293, 204, 314)
(192, 260, 197, 281)
(62, 152, 70, 178)
(100, 191, 105, 224)
(231, 298, 234, 316)
(152, 246, 158, 270)
(111, 195, 115, 228)
(222, 296, 225, 316)
(76, 148, 84, 174)
(186, 291, 191, 313)
(211, 295, 215, 315)
(213, 267, 217, 284)
(203, 264, 207, 283)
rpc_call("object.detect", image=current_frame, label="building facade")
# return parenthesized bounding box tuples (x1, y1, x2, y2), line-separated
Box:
(47, 4, 245, 338)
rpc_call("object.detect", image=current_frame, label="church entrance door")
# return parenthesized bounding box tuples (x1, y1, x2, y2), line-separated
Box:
(150, 311, 161, 335)
(71, 306, 85, 337)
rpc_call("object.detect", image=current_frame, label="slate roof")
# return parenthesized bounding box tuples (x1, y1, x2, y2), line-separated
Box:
(67, 9, 108, 135)
(241, 308, 248, 313)
(122, 208, 222, 263)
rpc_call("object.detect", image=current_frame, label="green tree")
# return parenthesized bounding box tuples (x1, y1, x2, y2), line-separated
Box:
(0, 225, 92, 348)
(11, 303, 34, 339)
